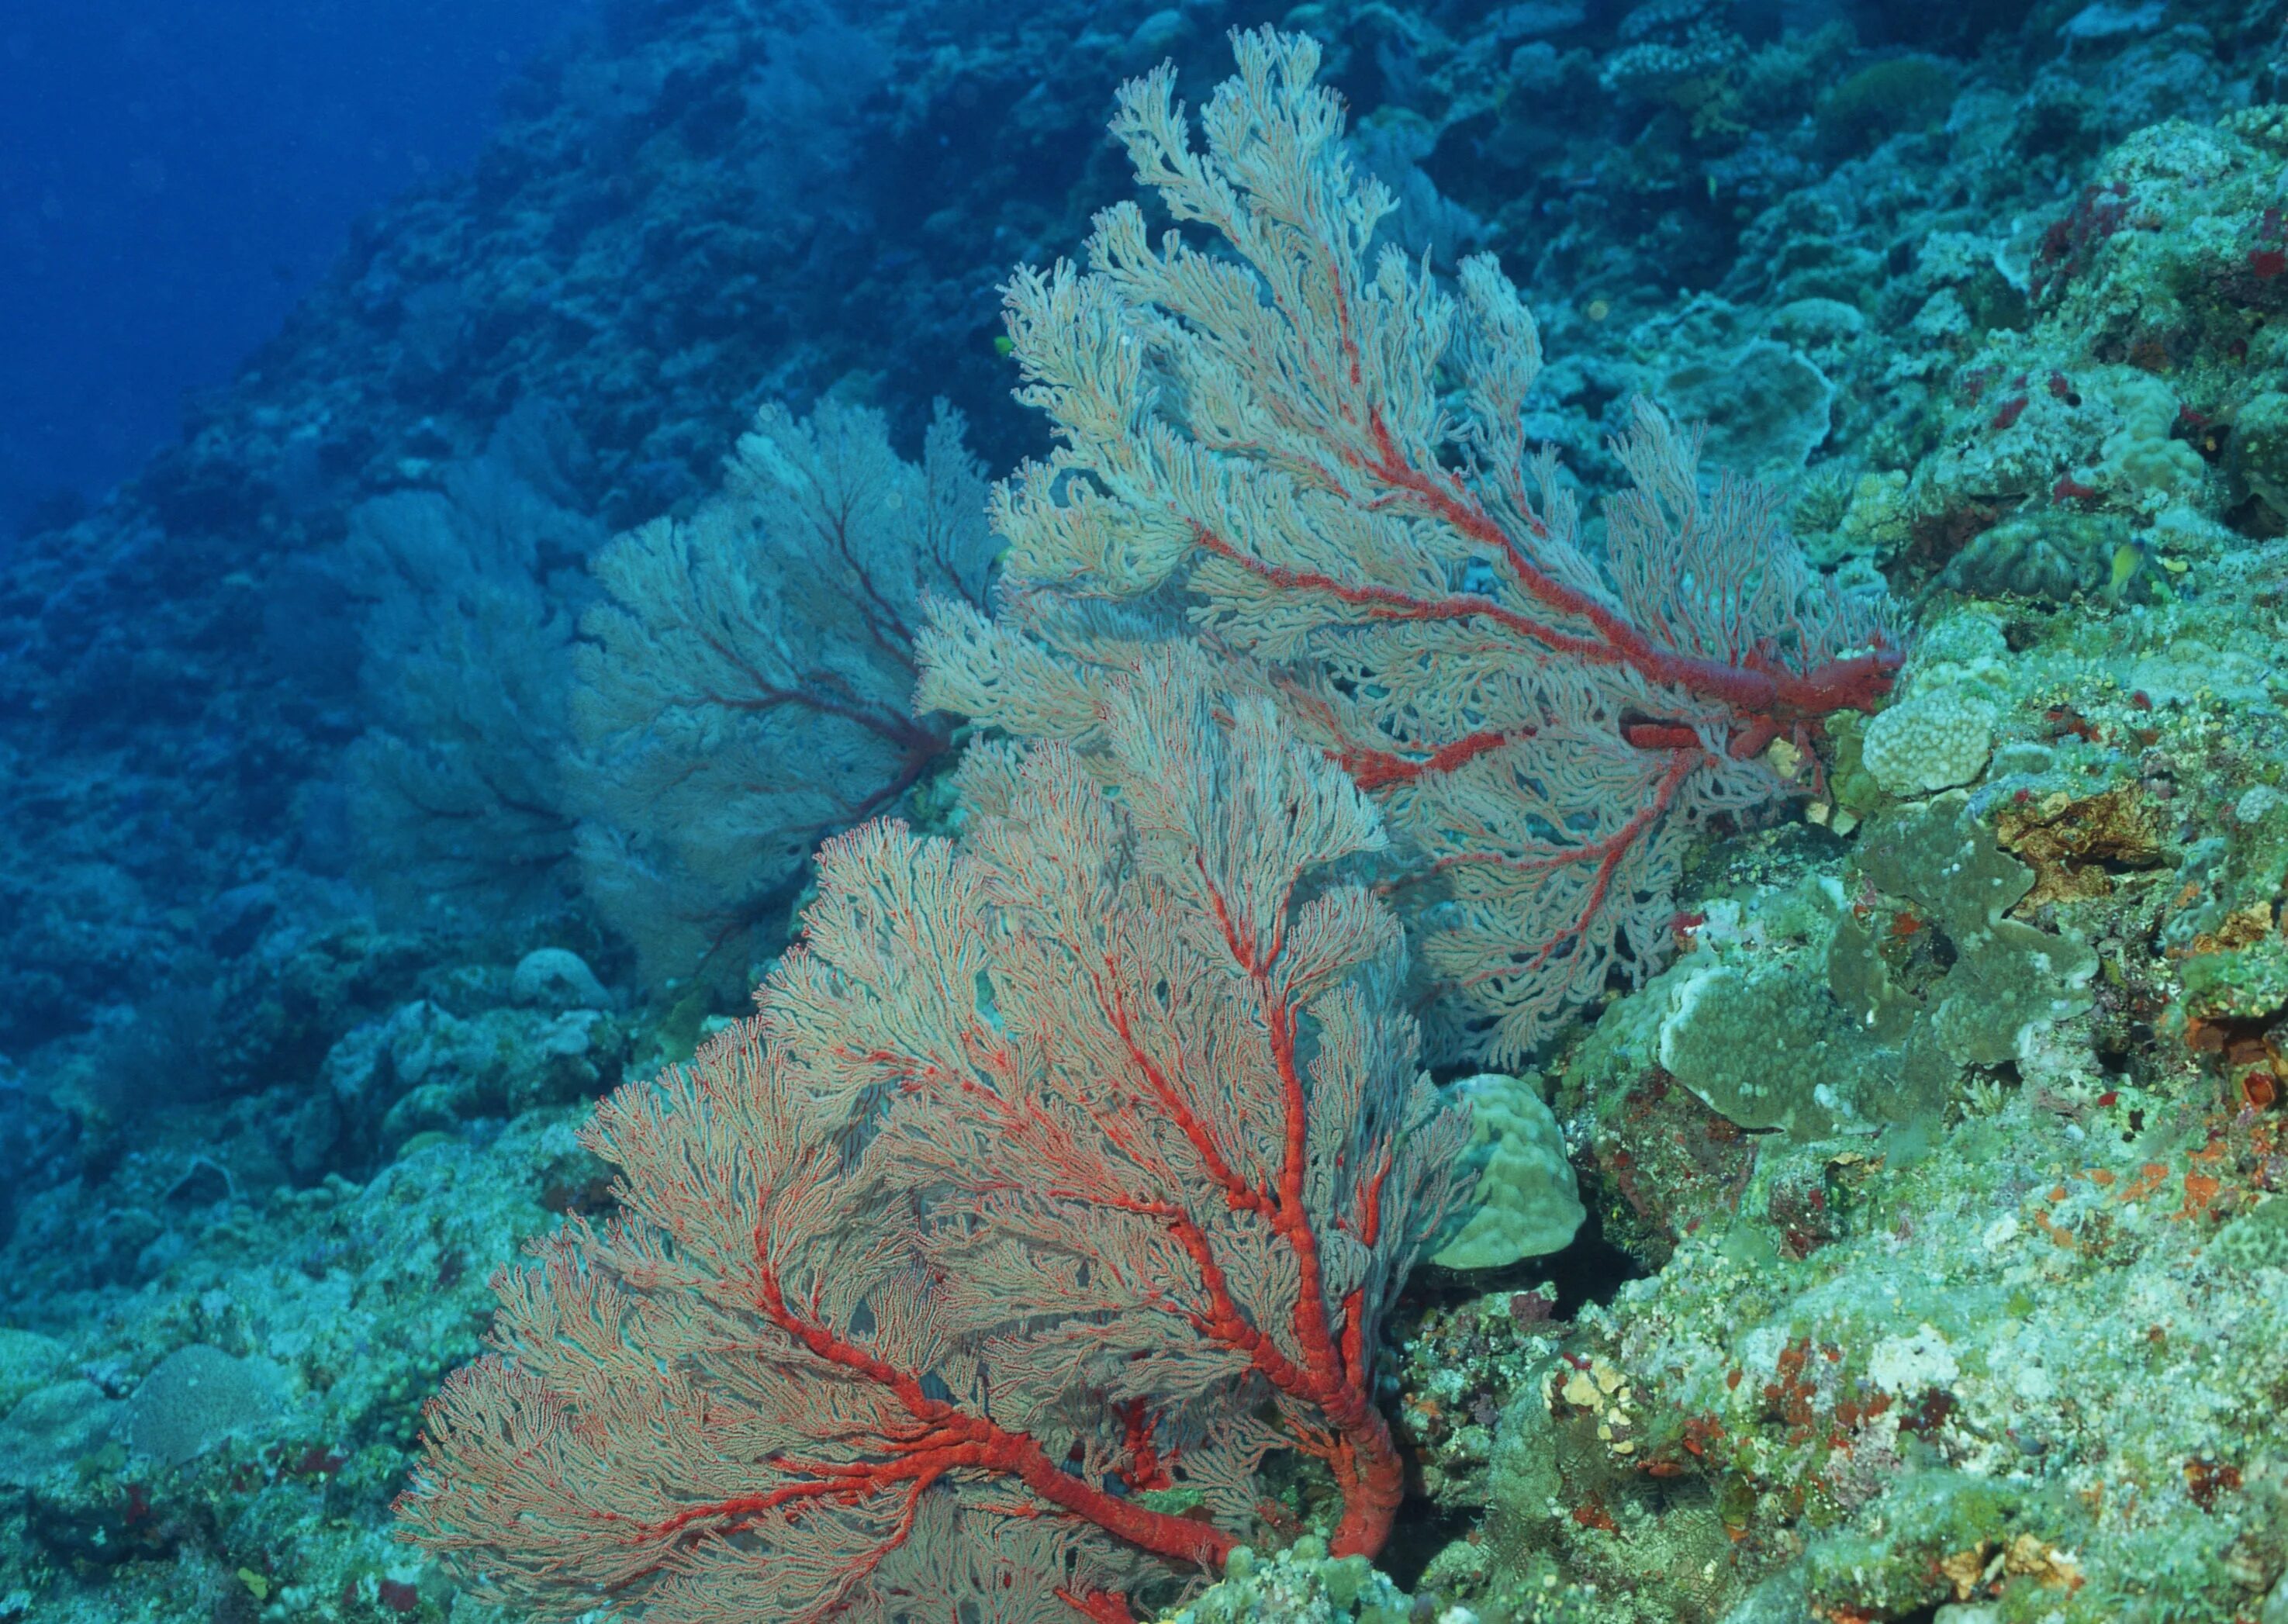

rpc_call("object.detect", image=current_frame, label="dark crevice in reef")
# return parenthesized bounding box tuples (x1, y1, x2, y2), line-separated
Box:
(1381, 1498, 1479, 1595)
(1408, 1197, 1647, 1326)
(1535, 1202, 1646, 1318)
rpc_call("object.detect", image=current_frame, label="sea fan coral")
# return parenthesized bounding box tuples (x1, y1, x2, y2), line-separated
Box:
(920, 29, 1902, 1062)
(340, 444, 601, 921)
(571, 399, 996, 985)
(396, 666, 1466, 1622)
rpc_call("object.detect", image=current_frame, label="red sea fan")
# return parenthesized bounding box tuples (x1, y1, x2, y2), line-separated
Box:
(920, 29, 1902, 1064)
(395, 666, 1467, 1622)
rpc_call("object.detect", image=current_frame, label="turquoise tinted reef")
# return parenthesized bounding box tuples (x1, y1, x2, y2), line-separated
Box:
(2, 3, 2287, 1622)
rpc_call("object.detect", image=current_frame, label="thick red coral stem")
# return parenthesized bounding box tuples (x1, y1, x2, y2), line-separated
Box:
(1356, 409, 1899, 727)
(1061, 1588, 1142, 1624)
(607, 1251, 1236, 1605)
(1089, 856, 1410, 1562)
(1338, 727, 1521, 790)
(1218, 890, 1408, 1554)
(1111, 1398, 1175, 1493)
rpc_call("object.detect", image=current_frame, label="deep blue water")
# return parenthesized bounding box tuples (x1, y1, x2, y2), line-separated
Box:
(0, 0, 596, 542)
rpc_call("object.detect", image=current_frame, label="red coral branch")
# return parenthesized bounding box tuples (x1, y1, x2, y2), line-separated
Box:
(1111, 1399, 1175, 1493)
(1336, 727, 1522, 791)
(534, 1225, 1234, 1624)
(1357, 408, 1899, 734)
(1437, 742, 1705, 986)
(744, 1255, 1236, 1574)
(1177, 384, 1897, 1059)
(1184, 405, 1897, 810)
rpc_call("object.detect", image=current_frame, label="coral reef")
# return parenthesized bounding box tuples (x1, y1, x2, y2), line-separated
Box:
(2, 3, 2286, 1622)
(1163, 1540, 1421, 1624)
(1430, 1074, 1585, 1271)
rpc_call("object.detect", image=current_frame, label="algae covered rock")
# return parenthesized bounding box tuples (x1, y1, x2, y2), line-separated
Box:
(1934, 508, 2133, 603)
(1658, 337, 1834, 475)
(123, 1344, 288, 1468)
(1437, 1075, 2288, 1623)
(322, 993, 630, 1159)
(0, 1380, 121, 1488)
(0, 1329, 71, 1419)
(1609, 794, 2097, 1142)
(2179, 934, 2288, 1022)
(508, 946, 610, 1011)
(1853, 792, 2100, 1069)
(1157, 1540, 1413, 1624)
(1395, 1287, 1567, 1508)
(2209, 1194, 2288, 1272)
(2231, 388, 2288, 520)
(1654, 952, 1875, 1137)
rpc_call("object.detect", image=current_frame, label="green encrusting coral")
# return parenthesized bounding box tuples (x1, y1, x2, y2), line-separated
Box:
(1567, 792, 2096, 1144)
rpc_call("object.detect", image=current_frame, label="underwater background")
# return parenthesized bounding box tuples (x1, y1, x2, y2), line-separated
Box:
(3, 0, 2288, 1619)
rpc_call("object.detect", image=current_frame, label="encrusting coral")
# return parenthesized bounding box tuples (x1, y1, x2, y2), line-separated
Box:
(918, 29, 1903, 1065)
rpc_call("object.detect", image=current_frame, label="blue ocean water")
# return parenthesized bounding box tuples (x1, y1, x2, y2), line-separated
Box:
(0, 0, 596, 543)
(1, 0, 2285, 1618)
